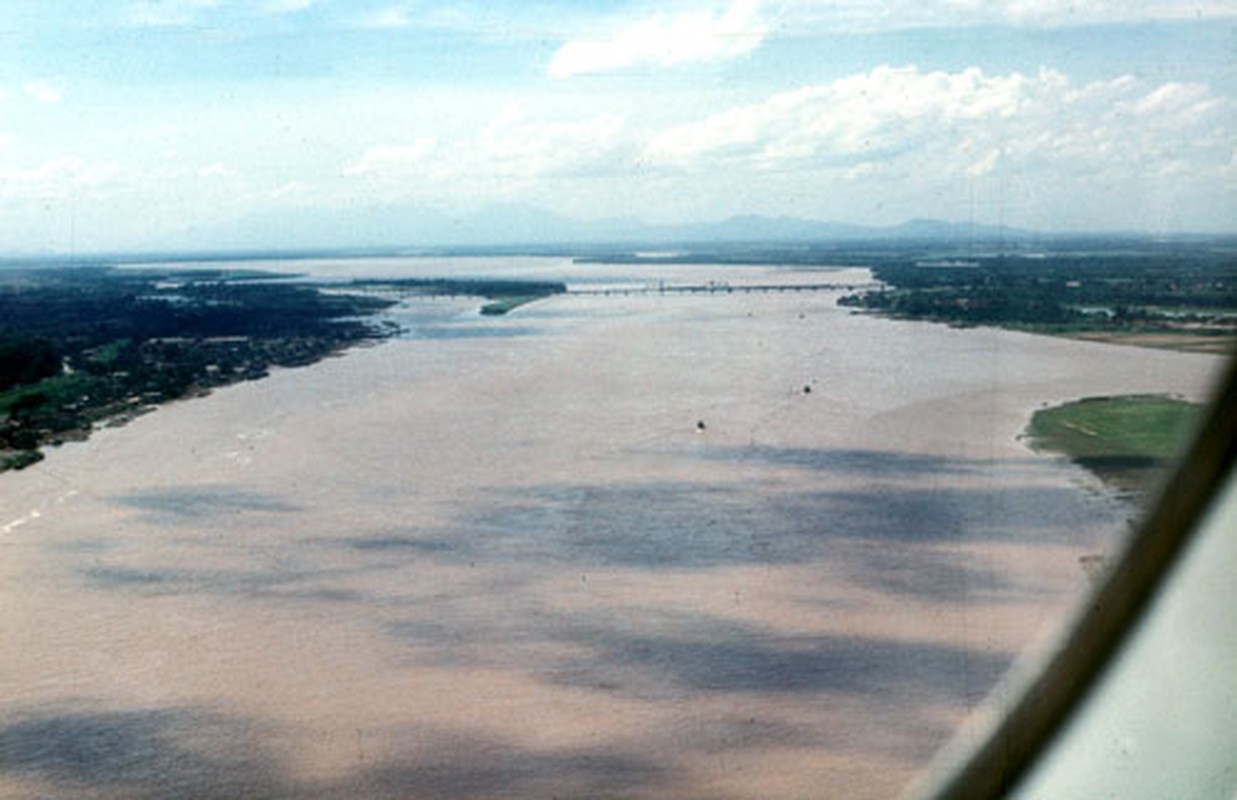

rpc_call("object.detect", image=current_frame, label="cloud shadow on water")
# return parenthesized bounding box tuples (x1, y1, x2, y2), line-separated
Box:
(331, 447, 1104, 625)
(449, 472, 1109, 572)
(110, 486, 300, 525)
(350, 534, 462, 556)
(0, 705, 668, 800)
(80, 562, 369, 605)
(841, 542, 1032, 603)
(690, 445, 994, 478)
(785, 484, 1108, 546)
(559, 628, 1011, 704)
(339, 729, 665, 800)
(90, 447, 1107, 606)
(462, 481, 792, 569)
(388, 604, 1012, 709)
(0, 706, 289, 800)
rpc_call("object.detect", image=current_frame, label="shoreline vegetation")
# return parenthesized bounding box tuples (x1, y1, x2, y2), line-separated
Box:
(1023, 394, 1202, 499)
(2, 238, 1229, 474)
(1022, 394, 1202, 580)
(0, 267, 564, 472)
(576, 238, 1235, 354)
(831, 247, 1236, 355)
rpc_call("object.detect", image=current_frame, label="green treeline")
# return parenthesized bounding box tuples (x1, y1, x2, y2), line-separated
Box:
(0, 336, 60, 392)
(0, 267, 572, 472)
(0, 267, 396, 470)
(838, 250, 1237, 336)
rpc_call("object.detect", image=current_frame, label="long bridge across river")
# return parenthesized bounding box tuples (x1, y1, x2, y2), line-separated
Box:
(340, 281, 883, 301)
(567, 281, 883, 296)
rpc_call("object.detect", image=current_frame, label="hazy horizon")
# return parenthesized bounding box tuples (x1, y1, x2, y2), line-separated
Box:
(1, 2, 1234, 254)
(5, 209, 1237, 261)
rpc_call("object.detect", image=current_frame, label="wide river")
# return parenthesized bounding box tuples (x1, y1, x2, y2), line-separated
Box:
(0, 257, 1224, 799)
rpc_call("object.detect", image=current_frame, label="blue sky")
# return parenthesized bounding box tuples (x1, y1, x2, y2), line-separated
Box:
(1, 1, 1234, 252)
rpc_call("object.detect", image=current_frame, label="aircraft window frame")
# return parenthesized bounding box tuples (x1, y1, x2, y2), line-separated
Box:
(912, 355, 1237, 800)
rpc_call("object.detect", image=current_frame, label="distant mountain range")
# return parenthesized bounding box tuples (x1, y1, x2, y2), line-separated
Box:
(170, 202, 1042, 252)
(664, 215, 1037, 243)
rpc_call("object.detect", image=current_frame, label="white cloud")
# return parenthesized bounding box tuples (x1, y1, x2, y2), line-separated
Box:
(344, 139, 438, 176)
(965, 147, 1001, 177)
(627, 64, 1233, 230)
(0, 156, 124, 200)
(124, 0, 223, 27)
(549, 0, 767, 78)
(197, 161, 235, 178)
(24, 79, 64, 106)
(772, 0, 1237, 32)
(323, 65, 1230, 230)
(265, 0, 314, 12)
(468, 105, 628, 179)
(995, 0, 1237, 25)
(353, 5, 413, 29)
(341, 106, 629, 196)
(270, 180, 315, 201)
(642, 65, 1231, 182)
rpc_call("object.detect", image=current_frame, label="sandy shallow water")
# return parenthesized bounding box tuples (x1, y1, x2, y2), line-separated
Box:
(0, 260, 1224, 798)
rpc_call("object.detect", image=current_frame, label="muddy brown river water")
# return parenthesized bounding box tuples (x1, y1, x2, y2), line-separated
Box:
(0, 259, 1223, 798)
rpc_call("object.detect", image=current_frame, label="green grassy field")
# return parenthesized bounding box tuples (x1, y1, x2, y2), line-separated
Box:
(1025, 394, 1202, 495)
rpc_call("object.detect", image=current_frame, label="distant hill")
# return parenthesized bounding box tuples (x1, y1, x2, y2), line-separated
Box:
(165, 202, 1042, 252)
(662, 215, 1034, 243)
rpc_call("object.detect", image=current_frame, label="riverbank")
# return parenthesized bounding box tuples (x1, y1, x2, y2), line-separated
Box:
(837, 242, 1237, 356)
(0, 268, 570, 474)
(1023, 394, 1202, 497)
(1058, 330, 1235, 355)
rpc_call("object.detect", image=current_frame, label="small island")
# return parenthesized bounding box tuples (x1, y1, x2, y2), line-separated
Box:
(341, 277, 566, 316)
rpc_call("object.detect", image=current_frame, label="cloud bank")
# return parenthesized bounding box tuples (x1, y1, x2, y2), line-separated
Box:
(549, 0, 767, 78)
(640, 66, 1230, 183)
(329, 64, 1231, 232)
(771, 0, 1237, 32)
(544, 0, 1237, 78)
(339, 66, 1230, 197)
